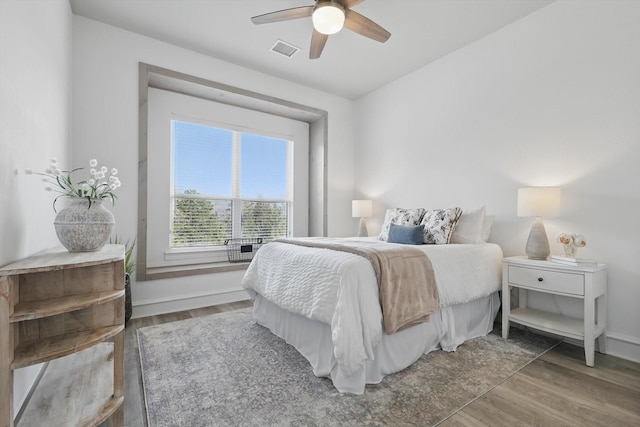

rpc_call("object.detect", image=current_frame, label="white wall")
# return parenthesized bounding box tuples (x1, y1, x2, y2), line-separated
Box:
(354, 1, 640, 362)
(72, 16, 356, 317)
(0, 0, 73, 416)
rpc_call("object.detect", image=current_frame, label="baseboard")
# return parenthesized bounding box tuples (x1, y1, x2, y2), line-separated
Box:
(13, 362, 48, 424)
(604, 332, 640, 364)
(552, 332, 639, 364)
(508, 323, 640, 364)
(131, 288, 251, 319)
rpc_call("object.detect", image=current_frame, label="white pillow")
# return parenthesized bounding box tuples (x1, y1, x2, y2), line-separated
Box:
(481, 215, 494, 242)
(420, 207, 462, 244)
(450, 206, 486, 244)
(378, 208, 426, 241)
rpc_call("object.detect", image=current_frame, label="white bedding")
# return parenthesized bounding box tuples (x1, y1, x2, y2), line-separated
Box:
(241, 237, 503, 379)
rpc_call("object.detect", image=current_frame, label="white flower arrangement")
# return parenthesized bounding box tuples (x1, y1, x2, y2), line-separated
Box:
(27, 158, 121, 211)
(556, 232, 586, 257)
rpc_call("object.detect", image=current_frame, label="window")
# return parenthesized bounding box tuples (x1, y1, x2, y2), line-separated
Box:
(145, 87, 309, 271)
(170, 120, 292, 247)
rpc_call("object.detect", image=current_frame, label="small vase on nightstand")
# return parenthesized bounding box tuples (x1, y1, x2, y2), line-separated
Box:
(563, 243, 578, 258)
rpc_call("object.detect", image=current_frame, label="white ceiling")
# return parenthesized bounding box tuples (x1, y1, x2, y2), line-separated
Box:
(69, 0, 554, 100)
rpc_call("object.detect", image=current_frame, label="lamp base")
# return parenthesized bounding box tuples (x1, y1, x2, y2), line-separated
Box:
(357, 217, 368, 237)
(525, 218, 550, 260)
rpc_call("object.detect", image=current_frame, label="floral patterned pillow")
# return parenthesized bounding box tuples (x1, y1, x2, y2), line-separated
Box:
(420, 207, 463, 244)
(379, 208, 426, 241)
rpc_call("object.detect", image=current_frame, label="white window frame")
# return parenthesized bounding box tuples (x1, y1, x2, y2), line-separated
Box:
(146, 88, 309, 271)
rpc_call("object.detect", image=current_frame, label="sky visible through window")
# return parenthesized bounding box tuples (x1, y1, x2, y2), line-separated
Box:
(172, 121, 289, 199)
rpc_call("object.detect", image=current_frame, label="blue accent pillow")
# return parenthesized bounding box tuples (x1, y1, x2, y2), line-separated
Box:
(387, 223, 425, 245)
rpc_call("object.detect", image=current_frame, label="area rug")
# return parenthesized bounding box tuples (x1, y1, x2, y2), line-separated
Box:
(138, 308, 558, 426)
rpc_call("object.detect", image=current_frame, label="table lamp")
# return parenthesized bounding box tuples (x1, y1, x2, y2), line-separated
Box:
(352, 200, 373, 237)
(517, 187, 561, 260)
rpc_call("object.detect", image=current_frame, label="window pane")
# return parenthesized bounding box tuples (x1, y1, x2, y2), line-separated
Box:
(240, 133, 289, 199)
(171, 122, 292, 250)
(241, 200, 288, 241)
(173, 121, 233, 196)
(172, 195, 232, 247)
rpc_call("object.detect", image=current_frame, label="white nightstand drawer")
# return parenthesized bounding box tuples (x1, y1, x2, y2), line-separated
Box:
(508, 265, 584, 296)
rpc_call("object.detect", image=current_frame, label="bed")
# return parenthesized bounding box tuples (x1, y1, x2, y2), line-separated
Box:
(241, 207, 503, 394)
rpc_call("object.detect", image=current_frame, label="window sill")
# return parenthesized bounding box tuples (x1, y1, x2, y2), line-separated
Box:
(142, 261, 250, 281)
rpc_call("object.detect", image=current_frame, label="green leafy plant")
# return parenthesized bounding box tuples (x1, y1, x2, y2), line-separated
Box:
(111, 236, 137, 274)
(124, 238, 136, 275)
(27, 158, 121, 211)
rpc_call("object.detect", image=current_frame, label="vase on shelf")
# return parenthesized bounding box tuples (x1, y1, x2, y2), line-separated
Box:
(54, 198, 115, 252)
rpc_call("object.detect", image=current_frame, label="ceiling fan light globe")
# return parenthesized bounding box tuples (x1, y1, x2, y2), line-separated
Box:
(312, 3, 345, 35)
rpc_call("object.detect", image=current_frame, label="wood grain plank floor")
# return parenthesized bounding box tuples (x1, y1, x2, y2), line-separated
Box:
(123, 302, 640, 427)
(439, 342, 640, 426)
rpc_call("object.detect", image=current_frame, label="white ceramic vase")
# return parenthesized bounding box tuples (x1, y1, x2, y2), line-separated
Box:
(54, 198, 115, 252)
(563, 242, 578, 258)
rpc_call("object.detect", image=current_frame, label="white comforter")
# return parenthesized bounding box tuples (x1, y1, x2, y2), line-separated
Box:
(241, 238, 503, 376)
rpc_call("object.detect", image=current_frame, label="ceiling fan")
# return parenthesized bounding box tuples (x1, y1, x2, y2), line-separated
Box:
(251, 0, 391, 59)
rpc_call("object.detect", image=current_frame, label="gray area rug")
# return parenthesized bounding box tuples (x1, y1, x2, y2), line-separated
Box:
(138, 308, 558, 426)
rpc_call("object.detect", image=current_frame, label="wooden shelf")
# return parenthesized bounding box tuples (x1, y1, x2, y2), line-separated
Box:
(2, 245, 125, 426)
(12, 325, 124, 369)
(17, 343, 123, 427)
(509, 308, 605, 341)
(10, 290, 125, 322)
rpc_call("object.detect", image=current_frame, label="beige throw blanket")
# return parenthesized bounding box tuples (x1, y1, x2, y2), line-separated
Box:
(275, 238, 440, 334)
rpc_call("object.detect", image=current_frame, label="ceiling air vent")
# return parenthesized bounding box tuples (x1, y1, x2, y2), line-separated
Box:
(270, 39, 300, 58)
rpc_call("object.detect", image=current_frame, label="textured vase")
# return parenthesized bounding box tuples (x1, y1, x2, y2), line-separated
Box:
(54, 198, 115, 252)
(563, 243, 578, 258)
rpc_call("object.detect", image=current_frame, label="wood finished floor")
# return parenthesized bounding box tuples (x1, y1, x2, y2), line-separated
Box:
(123, 302, 640, 427)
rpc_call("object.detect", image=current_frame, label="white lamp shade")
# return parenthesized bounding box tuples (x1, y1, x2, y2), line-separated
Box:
(517, 187, 561, 218)
(312, 2, 345, 35)
(352, 200, 373, 218)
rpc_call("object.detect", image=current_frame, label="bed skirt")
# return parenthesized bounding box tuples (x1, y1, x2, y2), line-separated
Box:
(252, 292, 501, 394)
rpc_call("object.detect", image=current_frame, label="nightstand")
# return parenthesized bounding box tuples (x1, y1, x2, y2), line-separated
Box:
(501, 256, 607, 367)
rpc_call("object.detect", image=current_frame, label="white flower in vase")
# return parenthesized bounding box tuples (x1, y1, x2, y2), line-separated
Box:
(555, 232, 587, 258)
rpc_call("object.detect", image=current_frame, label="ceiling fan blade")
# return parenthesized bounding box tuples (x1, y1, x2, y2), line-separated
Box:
(343, 9, 391, 43)
(251, 6, 314, 25)
(309, 29, 329, 59)
(342, 0, 365, 8)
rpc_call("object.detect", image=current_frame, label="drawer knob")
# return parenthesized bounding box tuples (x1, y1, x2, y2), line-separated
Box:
(538, 277, 544, 282)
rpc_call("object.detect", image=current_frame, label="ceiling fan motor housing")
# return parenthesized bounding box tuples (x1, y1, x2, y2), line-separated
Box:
(312, 1, 346, 35)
